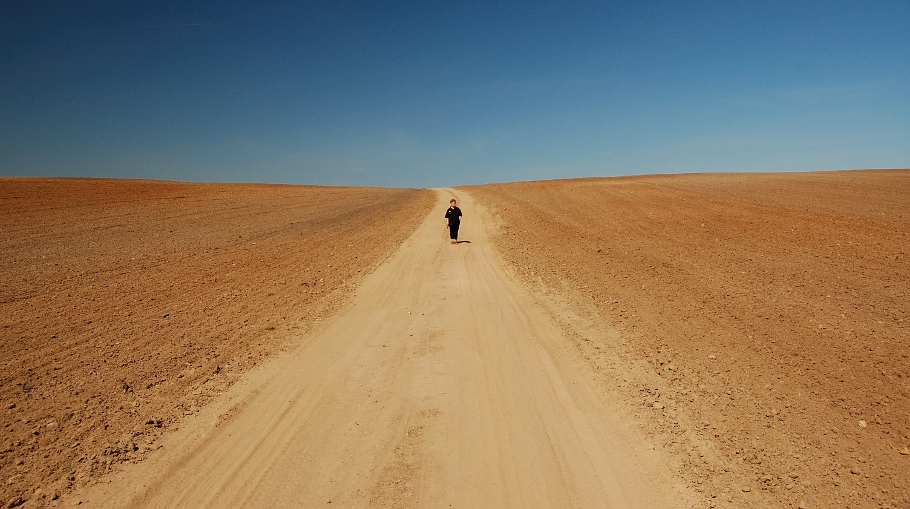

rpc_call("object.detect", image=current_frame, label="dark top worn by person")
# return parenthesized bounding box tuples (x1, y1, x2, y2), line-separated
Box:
(445, 206, 462, 227)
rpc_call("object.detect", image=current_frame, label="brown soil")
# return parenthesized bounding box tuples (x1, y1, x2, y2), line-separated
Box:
(4, 171, 908, 509)
(466, 170, 910, 508)
(0, 178, 434, 506)
(69, 189, 689, 509)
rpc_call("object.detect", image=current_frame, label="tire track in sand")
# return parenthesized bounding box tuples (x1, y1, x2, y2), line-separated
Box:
(71, 189, 689, 508)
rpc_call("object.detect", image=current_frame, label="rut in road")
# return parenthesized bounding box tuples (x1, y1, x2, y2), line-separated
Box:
(83, 190, 686, 508)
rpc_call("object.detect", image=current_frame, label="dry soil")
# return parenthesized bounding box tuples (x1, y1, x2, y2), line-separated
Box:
(467, 170, 910, 509)
(2, 171, 908, 509)
(69, 188, 690, 509)
(0, 178, 434, 506)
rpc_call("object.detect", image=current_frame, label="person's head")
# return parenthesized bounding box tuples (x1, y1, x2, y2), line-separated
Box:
(450, 199, 456, 206)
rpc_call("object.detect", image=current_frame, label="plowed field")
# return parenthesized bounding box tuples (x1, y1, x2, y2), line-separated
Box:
(3, 171, 908, 509)
(466, 170, 909, 508)
(0, 179, 434, 505)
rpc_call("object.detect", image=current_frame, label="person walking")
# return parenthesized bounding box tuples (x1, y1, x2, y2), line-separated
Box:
(445, 199, 463, 245)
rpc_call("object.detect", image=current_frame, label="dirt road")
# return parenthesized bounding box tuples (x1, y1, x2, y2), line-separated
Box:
(72, 190, 690, 508)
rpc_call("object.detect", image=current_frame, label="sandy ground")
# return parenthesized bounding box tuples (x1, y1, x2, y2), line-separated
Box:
(65, 189, 691, 508)
(467, 170, 910, 509)
(0, 179, 434, 507)
(3, 171, 908, 508)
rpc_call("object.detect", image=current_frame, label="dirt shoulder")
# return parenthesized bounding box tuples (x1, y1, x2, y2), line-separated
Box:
(0, 178, 434, 506)
(465, 170, 909, 509)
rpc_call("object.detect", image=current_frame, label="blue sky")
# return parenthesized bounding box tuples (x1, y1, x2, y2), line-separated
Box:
(1, 1, 908, 187)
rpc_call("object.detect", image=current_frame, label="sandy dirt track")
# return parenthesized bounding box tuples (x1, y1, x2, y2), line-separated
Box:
(467, 170, 909, 509)
(71, 189, 689, 508)
(1, 179, 434, 506)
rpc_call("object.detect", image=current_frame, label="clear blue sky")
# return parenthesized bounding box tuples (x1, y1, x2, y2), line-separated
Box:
(1, 1, 908, 187)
